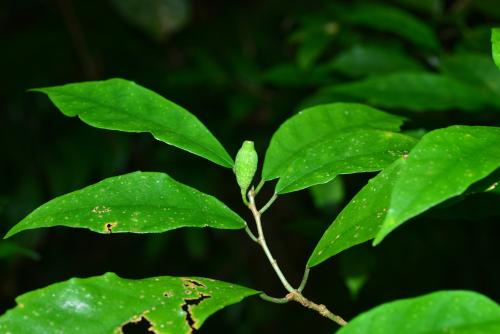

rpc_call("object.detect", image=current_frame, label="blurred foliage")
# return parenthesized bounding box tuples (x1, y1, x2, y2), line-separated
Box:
(0, 0, 499, 332)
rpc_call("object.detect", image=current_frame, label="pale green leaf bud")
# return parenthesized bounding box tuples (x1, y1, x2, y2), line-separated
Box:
(234, 140, 258, 195)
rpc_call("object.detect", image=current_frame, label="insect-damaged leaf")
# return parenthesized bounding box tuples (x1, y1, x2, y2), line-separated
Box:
(308, 159, 404, 268)
(4, 171, 245, 238)
(262, 103, 406, 182)
(31, 78, 234, 168)
(375, 126, 500, 244)
(275, 129, 416, 194)
(336, 290, 500, 334)
(0, 272, 259, 334)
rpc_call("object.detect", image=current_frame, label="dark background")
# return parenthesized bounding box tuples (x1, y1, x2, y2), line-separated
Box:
(1, 0, 499, 333)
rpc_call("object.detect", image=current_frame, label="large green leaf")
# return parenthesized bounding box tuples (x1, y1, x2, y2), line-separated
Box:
(0, 272, 258, 333)
(276, 130, 416, 194)
(328, 44, 423, 78)
(342, 4, 440, 51)
(308, 159, 404, 267)
(375, 126, 500, 244)
(336, 291, 500, 334)
(5, 171, 245, 238)
(32, 78, 233, 168)
(312, 72, 495, 112)
(440, 53, 500, 103)
(262, 103, 406, 182)
(493, 28, 500, 70)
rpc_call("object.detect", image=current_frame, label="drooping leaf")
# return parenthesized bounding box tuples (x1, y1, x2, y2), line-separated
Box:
(375, 126, 500, 244)
(32, 79, 233, 168)
(312, 72, 495, 112)
(0, 272, 258, 333)
(262, 103, 406, 182)
(5, 171, 245, 238)
(341, 4, 440, 51)
(276, 130, 417, 194)
(328, 44, 423, 78)
(493, 28, 500, 70)
(110, 0, 190, 40)
(336, 290, 500, 334)
(440, 52, 500, 103)
(307, 159, 404, 267)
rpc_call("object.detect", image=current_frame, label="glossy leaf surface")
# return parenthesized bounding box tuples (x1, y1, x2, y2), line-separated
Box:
(32, 78, 233, 168)
(5, 172, 245, 238)
(314, 72, 494, 112)
(276, 130, 416, 194)
(375, 126, 500, 244)
(0, 272, 258, 333)
(262, 103, 405, 182)
(308, 160, 403, 267)
(336, 291, 500, 334)
(493, 28, 500, 70)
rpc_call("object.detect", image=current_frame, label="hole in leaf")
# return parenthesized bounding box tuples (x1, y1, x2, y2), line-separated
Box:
(182, 278, 206, 289)
(121, 316, 155, 334)
(181, 294, 211, 333)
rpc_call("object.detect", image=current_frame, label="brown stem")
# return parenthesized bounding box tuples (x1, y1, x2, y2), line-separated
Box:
(286, 290, 347, 327)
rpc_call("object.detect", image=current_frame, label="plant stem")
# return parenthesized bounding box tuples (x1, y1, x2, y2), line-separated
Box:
(259, 193, 277, 215)
(254, 179, 265, 195)
(259, 293, 289, 304)
(245, 225, 258, 243)
(247, 188, 295, 293)
(298, 267, 310, 292)
(286, 290, 348, 326)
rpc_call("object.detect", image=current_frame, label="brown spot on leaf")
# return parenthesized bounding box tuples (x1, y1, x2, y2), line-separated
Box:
(182, 279, 206, 289)
(181, 293, 211, 333)
(104, 222, 118, 233)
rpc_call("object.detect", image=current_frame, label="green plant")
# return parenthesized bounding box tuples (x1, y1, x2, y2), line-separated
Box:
(1, 31, 500, 333)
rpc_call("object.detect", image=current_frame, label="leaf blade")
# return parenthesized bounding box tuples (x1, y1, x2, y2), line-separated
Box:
(262, 103, 406, 182)
(276, 130, 417, 194)
(5, 171, 245, 238)
(493, 28, 500, 70)
(0, 272, 258, 333)
(375, 126, 500, 244)
(32, 78, 234, 168)
(336, 291, 500, 334)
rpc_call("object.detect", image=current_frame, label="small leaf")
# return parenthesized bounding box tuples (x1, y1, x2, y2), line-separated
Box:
(5, 171, 245, 238)
(375, 126, 500, 244)
(493, 28, 500, 70)
(262, 103, 406, 182)
(307, 159, 404, 267)
(0, 272, 258, 333)
(336, 290, 500, 334)
(32, 78, 233, 168)
(276, 129, 416, 194)
(328, 44, 423, 78)
(342, 4, 440, 51)
(312, 72, 495, 112)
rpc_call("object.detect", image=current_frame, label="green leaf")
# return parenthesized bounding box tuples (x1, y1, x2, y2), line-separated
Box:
(328, 45, 423, 78)
(308, 159, 404, 267)
(342, 4, 440, 51)
(375, 126, 500, 244)
(276, 130, 417, 194)
(5, 171, 245, 238)
(0, 272, 258, 333)
(313, 72, 495, 112)
(32, 78, 233, 168)
(336, 291, 500, 334)
(440, 53, 500, 104)
(0, 241, 39, 260)
(493, 29, 500, 70)
(262, 103, 406, 182)
(110, 0, 190, 40)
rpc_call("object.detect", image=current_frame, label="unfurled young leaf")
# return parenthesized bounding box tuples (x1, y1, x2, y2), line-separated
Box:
(32, 79, 234, 168)
(336, 291, 500, 334)
(5, 171, 245, 238)
(0, 272, 258, 334)
(375, 126, 500, 244)
(262, 103, 406, 183)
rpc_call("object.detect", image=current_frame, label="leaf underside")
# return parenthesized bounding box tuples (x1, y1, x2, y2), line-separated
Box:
(0, 272, 258, 334)
(5, 171, 245, 238)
